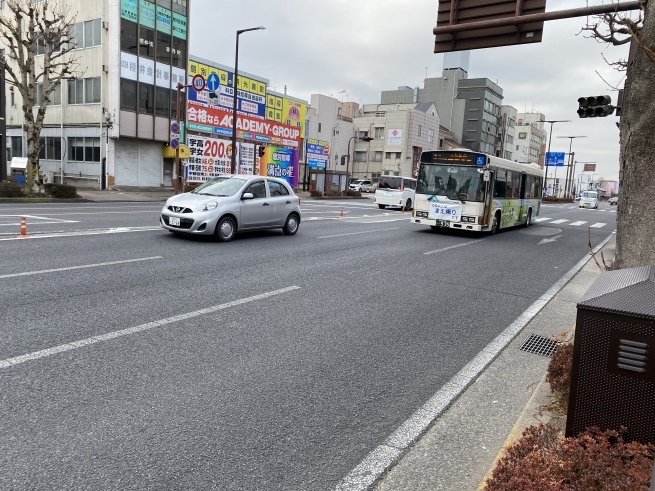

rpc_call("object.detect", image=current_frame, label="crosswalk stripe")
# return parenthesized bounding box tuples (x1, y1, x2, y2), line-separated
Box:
(590, 223, 607, 228)
(550, 219, 569, 224)
(534, 217, 551, 222)
(570, 221, 587, 226)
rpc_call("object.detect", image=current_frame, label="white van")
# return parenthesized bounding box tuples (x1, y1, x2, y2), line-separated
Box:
(579, 190, 599, 209)
(374, 176, 417, 210)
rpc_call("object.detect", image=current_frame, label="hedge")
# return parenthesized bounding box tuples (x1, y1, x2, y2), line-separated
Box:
(0, 182, 24, 198)
(44, 183, 81, 199)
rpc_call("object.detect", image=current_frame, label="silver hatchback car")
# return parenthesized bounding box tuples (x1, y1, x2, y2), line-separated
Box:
(160, 175, 301, 241)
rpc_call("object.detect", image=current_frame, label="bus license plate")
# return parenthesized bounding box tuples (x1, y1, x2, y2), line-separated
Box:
(169, 217, 180, 226)
(435, 219, 450, 228)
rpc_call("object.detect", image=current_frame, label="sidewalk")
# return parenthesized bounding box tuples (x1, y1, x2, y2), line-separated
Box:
(372, 235, 616, 491)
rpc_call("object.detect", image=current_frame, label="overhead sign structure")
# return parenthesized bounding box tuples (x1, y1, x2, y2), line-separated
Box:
(583, 163, 597, 172)
(545, 152, 566, 167)
(192, 74, 206, 92)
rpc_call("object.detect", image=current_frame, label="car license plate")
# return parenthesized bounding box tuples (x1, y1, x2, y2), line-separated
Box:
(435, 219, 450, 228)
(169, 216, 180, 226)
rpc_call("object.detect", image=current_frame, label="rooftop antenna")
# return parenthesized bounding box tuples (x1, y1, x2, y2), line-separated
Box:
(338, 90, 346, 102)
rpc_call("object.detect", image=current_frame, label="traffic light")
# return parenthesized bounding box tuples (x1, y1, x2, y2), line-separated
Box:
(577, 95, 614, 118)
(258, 146, 266, 157)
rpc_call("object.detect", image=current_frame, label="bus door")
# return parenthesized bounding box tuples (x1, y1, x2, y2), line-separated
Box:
(484, 170, 494, 227)
(519, 173, 527, 221)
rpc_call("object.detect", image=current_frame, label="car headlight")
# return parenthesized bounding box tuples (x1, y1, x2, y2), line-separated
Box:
(196, 201, 218, 211)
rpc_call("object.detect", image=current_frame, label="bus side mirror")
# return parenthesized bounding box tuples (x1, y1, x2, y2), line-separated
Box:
(484, 171, 490, 182)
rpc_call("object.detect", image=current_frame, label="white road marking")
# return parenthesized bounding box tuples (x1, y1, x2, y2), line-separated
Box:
(424, 240, 479, 255)
(569, 221, 587, 226)
(0, 214, 80, 225)
(318, 227, 398, 239)
(534, 217, 551, 222)
(0, 286, 300, 370)
(0, 226, 161, 241)
(590, 222, 607, 228)
(0, 257, 163, 280)
(336, 233, 617, 491)
(549, 219, 569, 225)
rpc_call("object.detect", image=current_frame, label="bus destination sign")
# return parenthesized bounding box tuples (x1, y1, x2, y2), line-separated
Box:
(422, 151, 487, 166)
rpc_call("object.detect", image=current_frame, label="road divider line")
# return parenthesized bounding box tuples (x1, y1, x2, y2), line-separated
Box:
(317, 227, 398, 239)
(0, 286, 301, 370)
(424, 240, 480, 255)
(0, 256, 163, 279)
(550, 219, 569, 224)
(336, 232, 616, 491)
(570, 221, 587, 226)
(534, 217, 551, 222)
(590, 222, 607, 228)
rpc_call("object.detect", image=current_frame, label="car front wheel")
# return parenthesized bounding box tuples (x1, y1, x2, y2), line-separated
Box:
(283, 213, 300, 235)
(216, 216, 236, 242)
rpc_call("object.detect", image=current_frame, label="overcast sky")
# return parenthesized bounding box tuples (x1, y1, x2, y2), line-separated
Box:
(189, 0, 635, 180)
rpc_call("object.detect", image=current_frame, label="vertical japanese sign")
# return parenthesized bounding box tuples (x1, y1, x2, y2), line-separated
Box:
(259, 146, 298, 188)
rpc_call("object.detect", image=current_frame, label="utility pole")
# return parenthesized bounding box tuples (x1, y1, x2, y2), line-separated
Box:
(174, 82, 191, 194)
(0, 66, 6, 182)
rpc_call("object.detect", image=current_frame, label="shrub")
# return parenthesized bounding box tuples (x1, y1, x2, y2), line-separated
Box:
(309, 190, 323, 198)
(485, 423, 655, 490)
(44, 183, 80, 199)
(546, 343, 574, 409)
(543, 197, 575, 203)
(345, 190, 362, 198)
(0, 182, 25, 198)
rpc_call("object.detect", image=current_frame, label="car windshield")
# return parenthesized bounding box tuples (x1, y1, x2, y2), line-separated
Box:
(416, 164, 485, 202)
(191, 176, 247, 197)
(582, 191, 597, 199)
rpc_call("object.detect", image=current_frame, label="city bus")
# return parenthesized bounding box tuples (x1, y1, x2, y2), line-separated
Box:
(412, 149, 544, 233)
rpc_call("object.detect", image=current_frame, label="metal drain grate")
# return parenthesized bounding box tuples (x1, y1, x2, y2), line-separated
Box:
(519, 334, 561, 357)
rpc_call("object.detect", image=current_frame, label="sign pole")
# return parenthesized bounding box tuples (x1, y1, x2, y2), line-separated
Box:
(174, 83, 181, 194)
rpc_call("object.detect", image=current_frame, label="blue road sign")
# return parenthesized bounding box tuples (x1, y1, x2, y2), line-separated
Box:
(170, 138, 180, 150)
(545, 152, 566, 167)
(170, 121, 180, 134)
(206, 72, 220, 92)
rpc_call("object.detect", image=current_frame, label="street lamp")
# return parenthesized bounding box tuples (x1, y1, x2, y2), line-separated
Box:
(345, 134, 372, 191)
(557, 136, 586, 198)
(174, 81, 192, 194)
(540, 119, 571, 195)
(231, 26, 266, 175)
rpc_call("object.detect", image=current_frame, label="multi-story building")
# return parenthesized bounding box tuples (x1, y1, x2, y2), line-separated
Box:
(349, 102, 440, 180)
(514, 112, 547, 168)
(4, 0, 191, 188)
(499, 105, 517, 160)
(379, 52, 504, 157)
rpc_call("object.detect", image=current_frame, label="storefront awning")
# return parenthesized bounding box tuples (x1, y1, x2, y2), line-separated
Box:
(162, 144, 190, 159)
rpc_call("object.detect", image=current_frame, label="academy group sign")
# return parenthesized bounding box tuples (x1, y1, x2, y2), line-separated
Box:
(186, 102, 301, 148)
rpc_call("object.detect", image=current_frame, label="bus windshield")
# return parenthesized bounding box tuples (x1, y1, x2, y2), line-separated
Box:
(416, 164, 485, 202)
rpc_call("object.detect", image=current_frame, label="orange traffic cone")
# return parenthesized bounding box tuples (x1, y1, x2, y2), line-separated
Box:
(339, 208, 344, 218)
(401, 205, 405, 214)
(18, 216, 27, 237)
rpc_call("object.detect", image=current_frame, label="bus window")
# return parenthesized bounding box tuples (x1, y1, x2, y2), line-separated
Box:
(494, 171, 507, 198)
(520, 174, 527, 199)
(511, 172, 521, 198)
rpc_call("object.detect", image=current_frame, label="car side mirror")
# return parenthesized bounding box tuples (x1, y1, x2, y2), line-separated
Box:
(242, 192, 254, 200)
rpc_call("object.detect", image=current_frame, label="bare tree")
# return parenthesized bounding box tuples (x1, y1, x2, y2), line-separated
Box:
(0, 0, 79, 194)
(581, 0, 655, 269)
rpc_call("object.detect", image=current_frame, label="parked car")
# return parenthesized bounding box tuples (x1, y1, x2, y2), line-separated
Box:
(361, 182, 378, 193)
(574, 196, 581, 202)
(160, 175, 301, 241)
(609, 196, 618, 205)
(349, 179, 372, 192)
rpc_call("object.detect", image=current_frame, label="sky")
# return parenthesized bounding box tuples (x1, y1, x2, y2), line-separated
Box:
(189, 0, 637, 181)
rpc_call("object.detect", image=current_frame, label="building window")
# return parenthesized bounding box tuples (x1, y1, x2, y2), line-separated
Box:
(69, 23, 81, 49)
(439, 138, 444, 147)
(429, 129, 434, 144)
(417, 125, 422, 137)
(68, 137, 100, 162)
(139, 28, 155, 59)
(354, 151, 367, 162)
(120, 78, 137, 111)
(35, 82, 61, 105)
(318, 123, 322, 133)
(171, 37, 186, 68)
(84, 77, 101, 103)
(155, 87, 170, 118)
(375, 112, 385, 117)
(374, 151, 382, 162)
(120, 20, 138, 55)
(156, 31, 171, 64)
(374, 127, 384, 139)
(84, 19, 101, 47)
(139, 83, 154, 114)
(518, 132, 527, 139)
(67, 79, 84, 104)
(38, 137, 62, 160)
(333, 128, 339, 136)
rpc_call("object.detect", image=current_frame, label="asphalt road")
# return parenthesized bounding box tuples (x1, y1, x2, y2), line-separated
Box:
(0, 198, 615, 490)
